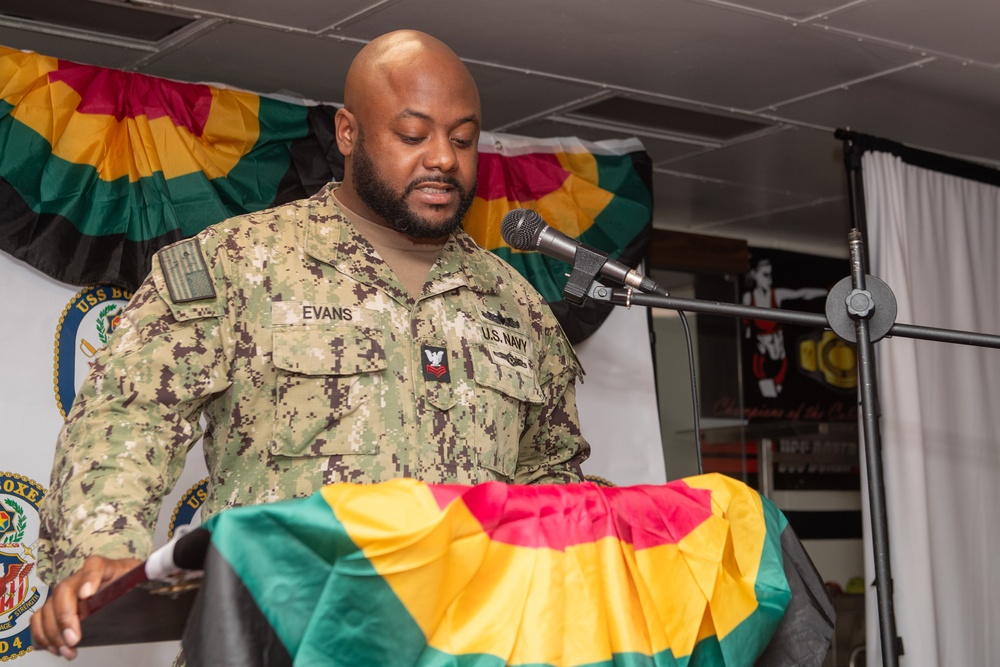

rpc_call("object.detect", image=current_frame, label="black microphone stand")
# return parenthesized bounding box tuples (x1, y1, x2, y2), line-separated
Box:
(577, 228, 1000, 667)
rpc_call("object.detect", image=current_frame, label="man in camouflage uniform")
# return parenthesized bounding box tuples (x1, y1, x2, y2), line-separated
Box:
(32, 29, 588, 659)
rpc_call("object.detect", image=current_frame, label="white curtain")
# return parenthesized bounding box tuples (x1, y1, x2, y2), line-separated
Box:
(861, 151, 1000, 666)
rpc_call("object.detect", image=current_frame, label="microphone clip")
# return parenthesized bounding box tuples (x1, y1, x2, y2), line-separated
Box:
(562, 244, 611, 305)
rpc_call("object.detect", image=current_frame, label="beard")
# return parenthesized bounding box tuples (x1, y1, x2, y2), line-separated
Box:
(351, 132, 477, 239)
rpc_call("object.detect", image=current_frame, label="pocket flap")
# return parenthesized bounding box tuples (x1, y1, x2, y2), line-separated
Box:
(473, 343, 543, 403)
(272, 326, 386, 376)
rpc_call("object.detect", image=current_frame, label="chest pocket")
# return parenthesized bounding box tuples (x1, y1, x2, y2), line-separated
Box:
(271, 325, 386, 457)
(472, 343, 544, 480)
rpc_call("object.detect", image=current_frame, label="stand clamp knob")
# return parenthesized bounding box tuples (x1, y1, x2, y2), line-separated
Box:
(825, 275, 897, 343)
(846, 289, 874, 318)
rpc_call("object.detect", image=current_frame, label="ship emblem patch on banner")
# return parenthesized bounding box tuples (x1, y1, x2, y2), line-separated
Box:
(168, 478, 209, 539)
(53, 286, 134, 417)
(0, 473, 47, 661)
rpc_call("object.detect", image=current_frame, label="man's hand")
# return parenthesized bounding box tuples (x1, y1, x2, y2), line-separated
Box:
(30, 556, 142, 660)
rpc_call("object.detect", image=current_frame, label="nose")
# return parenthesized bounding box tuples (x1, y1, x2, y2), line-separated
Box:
(423, 132, 458, 172)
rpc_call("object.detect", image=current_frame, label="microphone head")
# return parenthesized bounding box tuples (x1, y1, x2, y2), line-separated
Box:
(501, 208, 545, 250)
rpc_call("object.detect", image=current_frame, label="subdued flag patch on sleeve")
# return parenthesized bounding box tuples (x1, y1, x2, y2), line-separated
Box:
(159, 239, 216, 303)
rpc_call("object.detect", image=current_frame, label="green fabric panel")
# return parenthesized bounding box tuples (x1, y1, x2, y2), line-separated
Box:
(416, 644, 691, 666)
(489, 246, 566, 303)
(0, 94, 307, 241)
(0, 104, 56, 206)
(577, 152, 653, 252)
(714, 497, 792, 665)
(204, 492, 427, 665)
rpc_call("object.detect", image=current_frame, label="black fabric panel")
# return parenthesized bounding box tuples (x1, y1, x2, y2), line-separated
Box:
(0, 176, 182, 291)
(182, 543, 294, 667)
(783, 510, 863, 541)
(614, 149, 654, 273)
(550, 297, 615, 346)
(756, 526, 837, 666)
(271, 105, 345, 206)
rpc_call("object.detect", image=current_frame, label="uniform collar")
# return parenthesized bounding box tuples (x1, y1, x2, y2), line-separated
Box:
(302, 184, 499, 299)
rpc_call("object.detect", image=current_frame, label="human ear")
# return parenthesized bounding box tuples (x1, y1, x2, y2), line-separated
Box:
(334, 108, 357, 156)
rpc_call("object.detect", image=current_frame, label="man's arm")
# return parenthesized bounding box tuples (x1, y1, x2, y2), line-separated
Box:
(514, 321, 590, 484)
(33, 241, 231, 656)
(39, 266, 228, 580)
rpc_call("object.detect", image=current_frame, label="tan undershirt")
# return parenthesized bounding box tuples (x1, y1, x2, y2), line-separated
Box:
(332, 189, 446, 299)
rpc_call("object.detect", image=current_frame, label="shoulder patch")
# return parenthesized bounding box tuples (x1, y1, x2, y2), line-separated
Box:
(160, 239, 217, 303)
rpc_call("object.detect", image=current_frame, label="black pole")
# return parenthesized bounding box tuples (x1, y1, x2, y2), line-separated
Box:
(838, 130, 872, 269)
(845, 230, 898, 667)
(839, 131, 891, 665)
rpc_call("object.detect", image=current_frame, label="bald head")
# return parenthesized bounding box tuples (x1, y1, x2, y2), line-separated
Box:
(334, 30, 481, 239)
(344, 30, 480, 120)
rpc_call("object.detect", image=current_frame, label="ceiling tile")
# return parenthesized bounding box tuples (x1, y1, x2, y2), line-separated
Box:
(771, 59, 1000, 163)
(663, 126, 847, 198)
(822, 0, 1000, 65)
(704, 198, 852, 257)
(1, 0, 194, 42)
(338, 0, 922, 110)
(651, 170, 813, 229)
(140, 22, 361, 102)
(462, 65, 602, 132)
(707, 0, 859, 21)
(148, 0, 378, 33)
(0, 26, 150, 69)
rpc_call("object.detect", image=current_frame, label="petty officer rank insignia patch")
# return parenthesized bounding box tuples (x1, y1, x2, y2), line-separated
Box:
(422, 344, 451, 383)
(160, 239, 216, 303)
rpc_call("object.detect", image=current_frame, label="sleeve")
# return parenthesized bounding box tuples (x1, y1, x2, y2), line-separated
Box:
(37, 240, 232, 584)
(513, 318, 590, 485)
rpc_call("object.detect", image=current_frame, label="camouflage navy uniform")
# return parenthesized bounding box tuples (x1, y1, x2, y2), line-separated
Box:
(38, 184, 589, 583)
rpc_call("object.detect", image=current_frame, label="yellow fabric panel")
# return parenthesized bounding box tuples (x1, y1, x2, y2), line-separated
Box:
(463, 196, 535, 251)
(552, 150, 613, 231)
(8, 78, 259, 181)
(323, 478, 771, 664)
(0, 47, 59, 105)
(682, 474, 767, 638)
(197, 88, 262, 176)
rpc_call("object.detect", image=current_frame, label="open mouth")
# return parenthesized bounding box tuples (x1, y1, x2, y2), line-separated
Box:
(411, 182, 459, 206)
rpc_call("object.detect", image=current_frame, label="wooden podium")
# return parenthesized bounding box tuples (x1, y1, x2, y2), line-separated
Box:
(78, 529, 209, 646)
(78, 574, 201, 646)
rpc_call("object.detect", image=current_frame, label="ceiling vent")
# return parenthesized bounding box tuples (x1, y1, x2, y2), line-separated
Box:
(0, 0, 195, 43)
(550, 96, 773, 148)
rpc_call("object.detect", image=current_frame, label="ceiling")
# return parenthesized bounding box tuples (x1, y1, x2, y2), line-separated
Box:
(3, 0, 1000, 260)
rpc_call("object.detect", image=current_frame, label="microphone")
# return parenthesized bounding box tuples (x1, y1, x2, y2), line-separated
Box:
(500, 208, 668, 297)
(145, 526, 211, 580)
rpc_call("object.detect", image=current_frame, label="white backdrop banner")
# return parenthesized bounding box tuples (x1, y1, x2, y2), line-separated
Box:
(576, 303, 665, 485)
(861, 150, 1000, 666)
